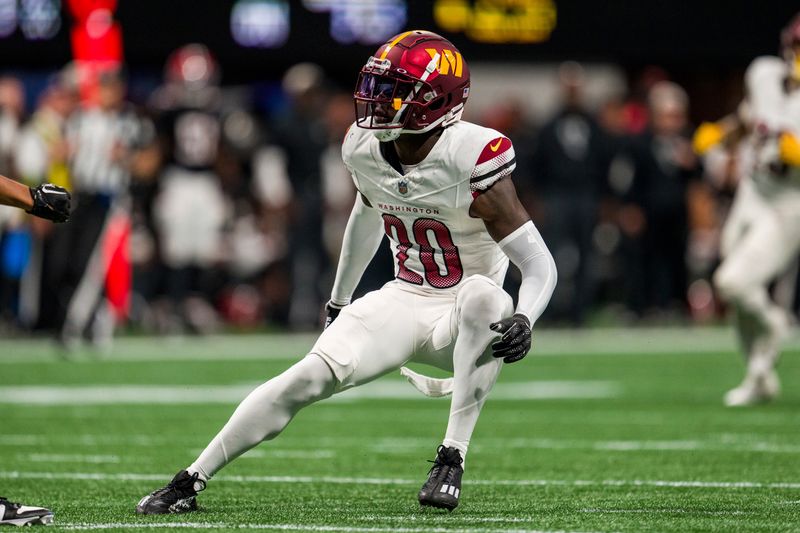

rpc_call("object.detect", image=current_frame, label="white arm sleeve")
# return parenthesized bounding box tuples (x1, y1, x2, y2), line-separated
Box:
(498, 220, 557, 325)
(329, 192, 384, 306)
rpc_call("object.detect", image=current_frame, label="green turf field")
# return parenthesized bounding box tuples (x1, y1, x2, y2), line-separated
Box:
(1, 328, 799, 532)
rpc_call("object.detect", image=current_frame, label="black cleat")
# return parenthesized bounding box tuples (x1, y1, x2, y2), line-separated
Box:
(136, 470, 205, 515)
(418, 445, 464, 511)
(0, 496, 54, 526)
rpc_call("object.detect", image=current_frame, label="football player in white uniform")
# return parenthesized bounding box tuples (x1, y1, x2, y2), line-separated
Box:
(137, 30, 556, 514)
(0, 173, 70, 222)
(694, 13, 800, 406)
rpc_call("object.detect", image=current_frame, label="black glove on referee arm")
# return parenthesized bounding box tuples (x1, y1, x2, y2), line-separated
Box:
(489, 313, 532, 363)
(324, 301, 345, 329)
(28, 183, 71, 223)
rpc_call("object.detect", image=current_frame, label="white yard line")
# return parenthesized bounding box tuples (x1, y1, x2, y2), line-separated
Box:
(189, 448, 336, 460)
(4, 433, 800, 455)
(1, 326, 798, 363)
(2, 471, 800, 490)
(372, 437, 800, 455)
(0, 380, 620, 405)
(60, 523, 601, 533)
(19, 453, 120, 464)
(0, 434, 160, 446)
(580, 508, 749, 515)
(356, 516, 535, 523)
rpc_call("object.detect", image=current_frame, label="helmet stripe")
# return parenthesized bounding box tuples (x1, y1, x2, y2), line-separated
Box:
(387, 52, 440, 128)
(379, 30, 413, 60)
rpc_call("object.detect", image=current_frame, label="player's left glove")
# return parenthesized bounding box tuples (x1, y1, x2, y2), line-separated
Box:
(27, 183, 71, 223)
(324, 301, 345, 329)
(778, 132, 800, 167)
(489, 313, 532, 364)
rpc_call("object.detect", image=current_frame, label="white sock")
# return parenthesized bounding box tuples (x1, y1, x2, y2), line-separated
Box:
(442, 280, 509, 468)
(188, 354, 335, 480)
(186, 465, 209, 483)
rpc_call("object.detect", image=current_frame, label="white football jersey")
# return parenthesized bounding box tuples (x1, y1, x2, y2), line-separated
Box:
(743, 56, 800, 188)
(341, 120, 517, 293)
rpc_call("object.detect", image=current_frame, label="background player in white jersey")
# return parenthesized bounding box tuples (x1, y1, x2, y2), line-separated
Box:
(693, 13, 800, 406)
(137, 30, 556, 514)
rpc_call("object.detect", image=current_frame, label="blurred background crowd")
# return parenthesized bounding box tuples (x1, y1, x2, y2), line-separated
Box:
(0, 0, 797, 346)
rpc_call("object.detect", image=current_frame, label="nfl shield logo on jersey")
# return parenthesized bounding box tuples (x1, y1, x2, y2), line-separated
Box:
(398, 180, 409, 195)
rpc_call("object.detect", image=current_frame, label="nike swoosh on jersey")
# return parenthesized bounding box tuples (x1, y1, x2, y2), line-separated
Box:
(475, 137, 512, 166)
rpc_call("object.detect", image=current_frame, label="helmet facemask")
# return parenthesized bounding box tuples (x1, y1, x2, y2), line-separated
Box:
(354, 51, 464, 141)
(354, 69, 423, 141)
(352, 31, 471, 141)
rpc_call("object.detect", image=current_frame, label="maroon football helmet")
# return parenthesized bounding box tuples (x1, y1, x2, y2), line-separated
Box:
(782, 12, 800, 80)
(354, 30, 470, 141)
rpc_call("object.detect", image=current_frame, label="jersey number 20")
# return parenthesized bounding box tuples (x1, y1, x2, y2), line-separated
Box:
(382, 214, 463, 289)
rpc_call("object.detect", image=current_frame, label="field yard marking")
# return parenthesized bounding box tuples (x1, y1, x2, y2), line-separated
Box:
(360, 435, 800, 455)
(580, 508, 749, 515)
(60, 523, 602, 533)
(0, 434, 40, 445)
(0, 434, 160, 446)
(0, 380, 619, 404)
(1, 327, 798, 363)
(5, 433, 800, 455)
(356, 515, 535, 523)
(595, 440, 800, 454)
(19, 453, 120, 464)
(189, 448, 336, 460)
(500, 438, 800, 454)
(4, 471, 800, 490)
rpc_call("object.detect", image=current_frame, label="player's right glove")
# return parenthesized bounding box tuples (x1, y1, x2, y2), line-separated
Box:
(27, 183, 71, 223)
(324, 301, 345, 329)
(692, 121, 725, 155)
(489, 313, 532, 364)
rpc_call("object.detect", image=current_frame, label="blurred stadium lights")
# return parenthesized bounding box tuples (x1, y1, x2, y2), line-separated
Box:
(302, 0, 407, 44)
(0, 0, 794, 85)
(0, 0, 17, 37)
(230, 0, 289, 49)
(67, 0, 123, 101)
(0, 0, 61, 40)
(434, 0, 557, 44)
(20, 0, 61, 39)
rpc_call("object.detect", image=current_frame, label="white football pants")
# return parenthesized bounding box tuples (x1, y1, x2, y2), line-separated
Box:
(190, 276, 513, 479)
(713, 178, 800, 365)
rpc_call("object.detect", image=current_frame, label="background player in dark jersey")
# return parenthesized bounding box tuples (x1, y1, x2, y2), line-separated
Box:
(150, 44, 229, 333)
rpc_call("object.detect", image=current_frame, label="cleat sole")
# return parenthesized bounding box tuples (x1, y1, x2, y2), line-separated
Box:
(419, 498, 458, 511)
(1, 512, 54, 526)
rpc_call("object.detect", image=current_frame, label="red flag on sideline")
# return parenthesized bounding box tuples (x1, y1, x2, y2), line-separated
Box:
(103, 210, 131, 322)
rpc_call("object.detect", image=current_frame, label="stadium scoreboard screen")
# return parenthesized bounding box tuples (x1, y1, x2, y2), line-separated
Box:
(0, 0, 796, 80)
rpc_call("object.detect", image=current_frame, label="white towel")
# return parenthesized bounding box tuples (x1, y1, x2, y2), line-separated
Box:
(399, 366, 454, 397)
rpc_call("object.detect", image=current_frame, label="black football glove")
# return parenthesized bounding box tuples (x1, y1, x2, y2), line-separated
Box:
(28, 184, 71, 223)
(489, 313, 532, 363)
(324, 301, 345, 329)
